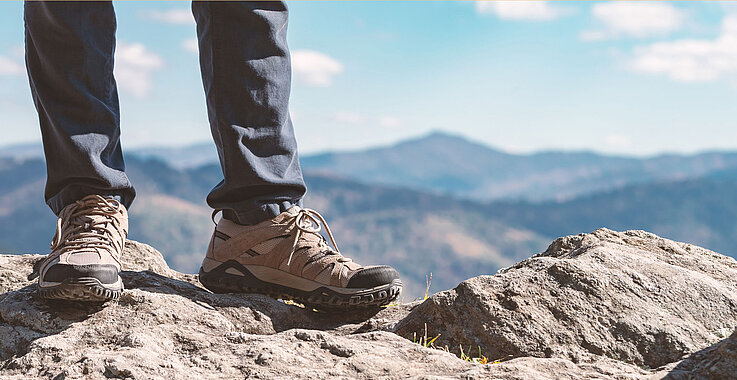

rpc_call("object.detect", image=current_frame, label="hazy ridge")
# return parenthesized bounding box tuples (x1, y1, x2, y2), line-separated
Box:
(4, 132, 737, 297)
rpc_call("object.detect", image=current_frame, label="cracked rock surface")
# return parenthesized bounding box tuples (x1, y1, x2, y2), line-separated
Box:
(0, 230, 735, 379)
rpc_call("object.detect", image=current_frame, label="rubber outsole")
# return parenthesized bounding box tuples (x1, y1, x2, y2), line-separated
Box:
(37, 277, 123, 302)
(198, 260, 402, 312)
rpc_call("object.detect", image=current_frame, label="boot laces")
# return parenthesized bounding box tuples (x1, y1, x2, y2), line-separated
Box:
(287, 208, 351, 266)
(49, 196, 125, 260)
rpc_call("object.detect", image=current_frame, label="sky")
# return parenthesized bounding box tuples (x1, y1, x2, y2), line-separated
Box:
(1, 1, 737, 156)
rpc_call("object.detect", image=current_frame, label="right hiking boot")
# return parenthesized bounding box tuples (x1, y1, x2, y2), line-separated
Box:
(37, 195, 128, 301)
(198, 206, 402, 311)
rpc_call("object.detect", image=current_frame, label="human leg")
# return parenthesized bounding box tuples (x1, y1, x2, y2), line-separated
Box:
(25, 0, 134, 215)
(192, 2, 402, 310)
(192, 1, 305, 226)
(25, 1, 129, 301)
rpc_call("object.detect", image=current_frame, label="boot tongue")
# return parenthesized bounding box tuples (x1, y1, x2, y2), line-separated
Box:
(285, 206, 301, 216)
(271, 206, 302, 224)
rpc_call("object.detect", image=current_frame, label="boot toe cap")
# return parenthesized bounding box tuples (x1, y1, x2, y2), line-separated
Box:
(42, 263, 120, 284)
(347, 265, 400, 289)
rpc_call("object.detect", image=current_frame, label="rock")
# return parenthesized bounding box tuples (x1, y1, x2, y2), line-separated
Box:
(654, 329, 737, 379)
(120, 240, 173, 275)
(394, 228, 737, 369)
(0, 231, 735, 378)
(464, 356, 649, 380)
(0, 240, 436, 379)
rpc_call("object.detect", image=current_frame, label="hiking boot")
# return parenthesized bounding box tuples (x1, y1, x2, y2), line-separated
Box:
(37, 195, 128, 301)
(198, 207, 402, 311)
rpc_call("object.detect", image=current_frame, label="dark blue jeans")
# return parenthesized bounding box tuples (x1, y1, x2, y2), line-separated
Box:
(24, 1, 306, 225)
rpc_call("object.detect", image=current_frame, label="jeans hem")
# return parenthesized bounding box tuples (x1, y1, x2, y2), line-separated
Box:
(222, 199, 302, 225)
(47, 184, 135, 215)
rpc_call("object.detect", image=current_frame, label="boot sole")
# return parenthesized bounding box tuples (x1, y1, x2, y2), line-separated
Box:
(37, 277, 123, 302)
(199, 260, 402, 312)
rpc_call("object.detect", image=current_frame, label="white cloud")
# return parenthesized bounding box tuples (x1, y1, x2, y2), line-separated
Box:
(182, 38, 199, 54)
(333, 111, 365, 125)
(141, 9, 195, 25)
(330, 112, 401, 127)
(628, 14, 737, 82)
(11, 46, 24, 58)
(0, 56, 24, 76)
(379, 116, 402, 128)
(579, 30, 611, 42)
(114, 42, 164, 97)
(291, 50, 344, 87)
(476, 1, 568, 21)
(604, 134, 633, 148)
(582, 2, 686, 41)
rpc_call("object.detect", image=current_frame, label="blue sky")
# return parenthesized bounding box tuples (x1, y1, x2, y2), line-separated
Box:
(1, 1, 736, 156)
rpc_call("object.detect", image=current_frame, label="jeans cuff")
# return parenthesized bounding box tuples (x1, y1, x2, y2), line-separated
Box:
(223, 199, 302, 225)
(47, 184, 136, 215)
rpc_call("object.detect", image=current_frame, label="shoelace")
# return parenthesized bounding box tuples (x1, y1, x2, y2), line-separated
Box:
(287, 208, 351, 266)
(49, 196, 125, 261)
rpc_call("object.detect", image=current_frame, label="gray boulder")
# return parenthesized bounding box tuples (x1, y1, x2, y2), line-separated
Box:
(395, 229, 737, 369)
(0, 230, 735, 379)
(0, 241, 460, 379)
(655, 329, 737, 379)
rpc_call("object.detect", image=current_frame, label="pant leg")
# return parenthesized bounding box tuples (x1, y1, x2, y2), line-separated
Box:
(192, 1, 306, 225)
(24, 1, 134, 215)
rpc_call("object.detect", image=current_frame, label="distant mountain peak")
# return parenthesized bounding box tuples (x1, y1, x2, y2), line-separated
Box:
(402, 130, 483, 144)
(388, 130, 507, 155)
(422, 130, 465, 140)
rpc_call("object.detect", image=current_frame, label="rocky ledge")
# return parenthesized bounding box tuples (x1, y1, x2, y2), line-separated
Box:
(0, 228, 735, 379)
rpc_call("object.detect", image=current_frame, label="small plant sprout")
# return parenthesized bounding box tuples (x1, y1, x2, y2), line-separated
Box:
(413, 326, 494, 365)
(459, 345, 489, 364)
(413, 323, 441, 348)
(424, 273, 432, 301)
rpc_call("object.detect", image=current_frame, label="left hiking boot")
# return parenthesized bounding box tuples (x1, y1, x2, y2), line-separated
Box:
(198, 206, 402, 311)
(37, 195, 128, 301)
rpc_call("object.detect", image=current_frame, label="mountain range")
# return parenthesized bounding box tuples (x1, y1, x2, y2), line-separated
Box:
(301, 132, 737, 202)
(4, 131, 737, 297)
(8, 131, 737, 202)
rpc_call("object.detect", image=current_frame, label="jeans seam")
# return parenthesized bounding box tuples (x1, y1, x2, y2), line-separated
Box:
(206, 2, 229, 186)
(106, 2, 116, 104)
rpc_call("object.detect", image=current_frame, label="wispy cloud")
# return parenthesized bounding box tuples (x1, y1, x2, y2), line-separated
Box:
(141, 9, 195, 25)
(0, 56, 24, 76)
(582, 2, 686, 41)
(475, 1, 569, 21)
(182, 38, 199, 54)
(604, 134, 633, 148)
(379, 116, 402, 128)
(291, 50, 344, 87)
(114, 42, 164, 97)
(333, 111, 365, 125)
(329, 112, 401, 128)
(10, 46, 24, 58)
(628, 14, 737, 83)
